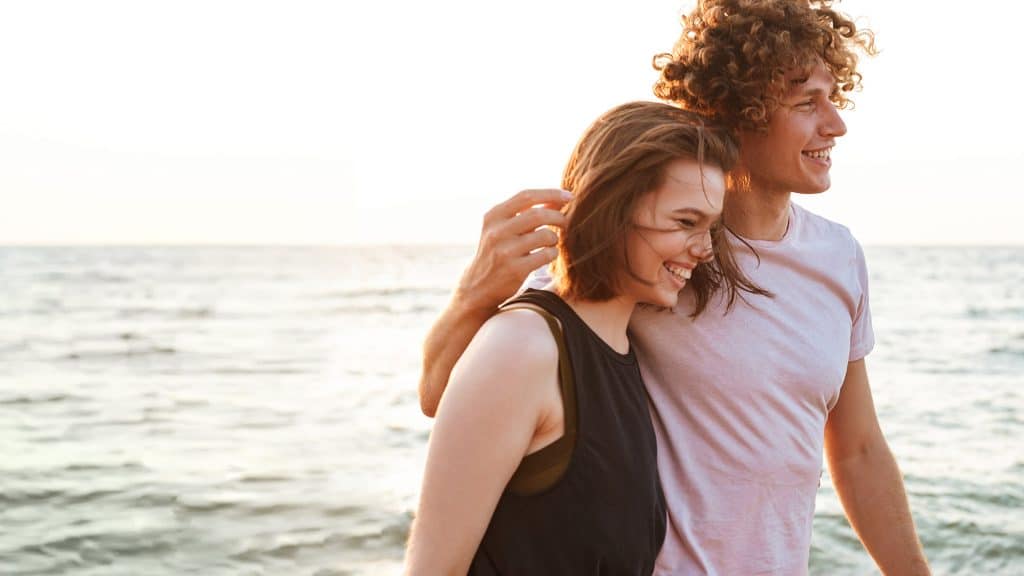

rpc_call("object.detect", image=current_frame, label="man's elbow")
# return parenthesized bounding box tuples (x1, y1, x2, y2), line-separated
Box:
(828, 430, 891, 472)
(420, 398, 438, 418)
(418, 380, 439, 418)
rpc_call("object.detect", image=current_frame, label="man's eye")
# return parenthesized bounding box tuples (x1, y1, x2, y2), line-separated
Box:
(678, 219, 697, 229)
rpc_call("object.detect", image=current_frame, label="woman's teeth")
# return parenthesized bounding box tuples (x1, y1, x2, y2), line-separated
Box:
(665, 263, 691, 282)
(802, 147, 831, 159)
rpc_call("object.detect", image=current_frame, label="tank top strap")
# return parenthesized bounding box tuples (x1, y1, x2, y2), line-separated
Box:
(496, 290, 578, 494)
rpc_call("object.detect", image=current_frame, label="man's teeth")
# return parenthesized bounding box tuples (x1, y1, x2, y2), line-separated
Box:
(665, 264, 691, 282)
(803, 148, 831, 159)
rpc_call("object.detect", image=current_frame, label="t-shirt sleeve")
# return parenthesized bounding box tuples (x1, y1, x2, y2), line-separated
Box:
(517, 265, 552, 294)
(849, 239, 875, 361)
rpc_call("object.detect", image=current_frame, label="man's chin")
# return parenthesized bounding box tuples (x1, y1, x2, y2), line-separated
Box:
(792, 179, 832, 195)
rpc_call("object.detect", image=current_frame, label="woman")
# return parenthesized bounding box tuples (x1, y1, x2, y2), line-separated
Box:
(404, 101, 751, 575)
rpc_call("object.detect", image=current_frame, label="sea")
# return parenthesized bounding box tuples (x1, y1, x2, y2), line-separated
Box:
(1, 245, 1021, 575)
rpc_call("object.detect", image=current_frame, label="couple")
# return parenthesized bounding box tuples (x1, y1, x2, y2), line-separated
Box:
(406, 1, 930, 574)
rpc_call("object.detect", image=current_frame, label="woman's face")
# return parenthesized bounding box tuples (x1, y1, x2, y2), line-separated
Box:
(620, 157, 726, 308)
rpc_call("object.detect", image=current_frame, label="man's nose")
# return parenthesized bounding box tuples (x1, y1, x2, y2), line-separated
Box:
(822, 101, 847, 138)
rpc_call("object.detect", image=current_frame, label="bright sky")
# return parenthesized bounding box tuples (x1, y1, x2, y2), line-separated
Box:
(1, 1, 1020, 246)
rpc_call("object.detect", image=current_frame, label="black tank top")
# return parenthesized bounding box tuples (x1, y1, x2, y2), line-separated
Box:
(469, 289, 666, 575)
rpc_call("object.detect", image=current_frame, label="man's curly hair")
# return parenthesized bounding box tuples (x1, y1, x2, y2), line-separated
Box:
(653, 0, 877, 133)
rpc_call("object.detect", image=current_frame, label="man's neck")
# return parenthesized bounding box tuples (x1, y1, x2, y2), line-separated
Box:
(723, 177, 792, 241)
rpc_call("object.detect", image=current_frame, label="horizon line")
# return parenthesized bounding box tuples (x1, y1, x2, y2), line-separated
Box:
(2, 241, 1023, 249)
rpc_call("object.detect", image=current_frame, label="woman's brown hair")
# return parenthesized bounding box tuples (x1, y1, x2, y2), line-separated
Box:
(551, 101, 764, 316)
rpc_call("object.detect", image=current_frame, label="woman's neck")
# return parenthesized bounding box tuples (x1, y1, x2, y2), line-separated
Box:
(560, 294, 635, 355)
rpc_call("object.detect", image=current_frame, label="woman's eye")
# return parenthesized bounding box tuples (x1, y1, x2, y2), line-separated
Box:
(678, 219, 697, 229)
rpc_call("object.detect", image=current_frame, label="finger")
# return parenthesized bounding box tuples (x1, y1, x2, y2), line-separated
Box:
(517, 246, 560, 271)
(501, 206, 567, 236)
(507, 227, 559, 256)
(491, 189, 571, 220)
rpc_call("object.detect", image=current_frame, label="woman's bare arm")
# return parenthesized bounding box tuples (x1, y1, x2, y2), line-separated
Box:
(406, 310, 560, 574)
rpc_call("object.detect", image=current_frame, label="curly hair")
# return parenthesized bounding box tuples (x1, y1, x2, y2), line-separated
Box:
(653, 0, 877, 132)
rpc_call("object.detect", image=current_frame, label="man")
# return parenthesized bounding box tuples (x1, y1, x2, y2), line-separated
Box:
(418, 1, 930, 573)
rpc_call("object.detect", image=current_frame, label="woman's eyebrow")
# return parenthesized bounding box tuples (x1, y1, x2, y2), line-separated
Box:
(670, 207, 714, 219)
(669, 208, 723, 226)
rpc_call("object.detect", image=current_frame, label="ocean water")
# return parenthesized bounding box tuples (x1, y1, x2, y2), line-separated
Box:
(0, 245, 1021, 575)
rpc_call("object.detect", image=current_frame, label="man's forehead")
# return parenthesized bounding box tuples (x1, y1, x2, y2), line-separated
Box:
(784, 65, 837, 94)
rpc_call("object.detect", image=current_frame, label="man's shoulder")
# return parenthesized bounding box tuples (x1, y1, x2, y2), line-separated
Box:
(792, 202, 861, 252)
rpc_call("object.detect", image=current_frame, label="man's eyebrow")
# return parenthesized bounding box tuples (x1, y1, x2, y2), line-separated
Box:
(785, 86, 837, 104)
(788, 78, 840, 96)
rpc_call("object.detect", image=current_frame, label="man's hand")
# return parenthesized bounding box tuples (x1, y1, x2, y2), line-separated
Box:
(419, 188, 571, 417)
(455, 188, 570, 312)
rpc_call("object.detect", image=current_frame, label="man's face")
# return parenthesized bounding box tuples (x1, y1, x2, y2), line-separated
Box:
(737, 61, 848, 196)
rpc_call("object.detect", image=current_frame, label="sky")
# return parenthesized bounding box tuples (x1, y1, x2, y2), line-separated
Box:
(1, 0, 1021, 246)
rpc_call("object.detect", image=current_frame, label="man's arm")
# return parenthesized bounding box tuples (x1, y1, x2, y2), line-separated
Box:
(419, 188, 570, 417)
(825, 359, 930, 575)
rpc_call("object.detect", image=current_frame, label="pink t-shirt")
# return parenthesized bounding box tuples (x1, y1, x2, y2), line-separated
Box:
(528, 202, 874, 574)
(633, 202, 873, 575)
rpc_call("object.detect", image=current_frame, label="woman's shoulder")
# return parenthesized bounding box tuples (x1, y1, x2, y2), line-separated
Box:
(476, 305, 561, 371)
(436, 304, 564, 434)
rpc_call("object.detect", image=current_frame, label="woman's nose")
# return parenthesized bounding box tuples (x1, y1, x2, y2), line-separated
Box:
(689, 230, 714, 262)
